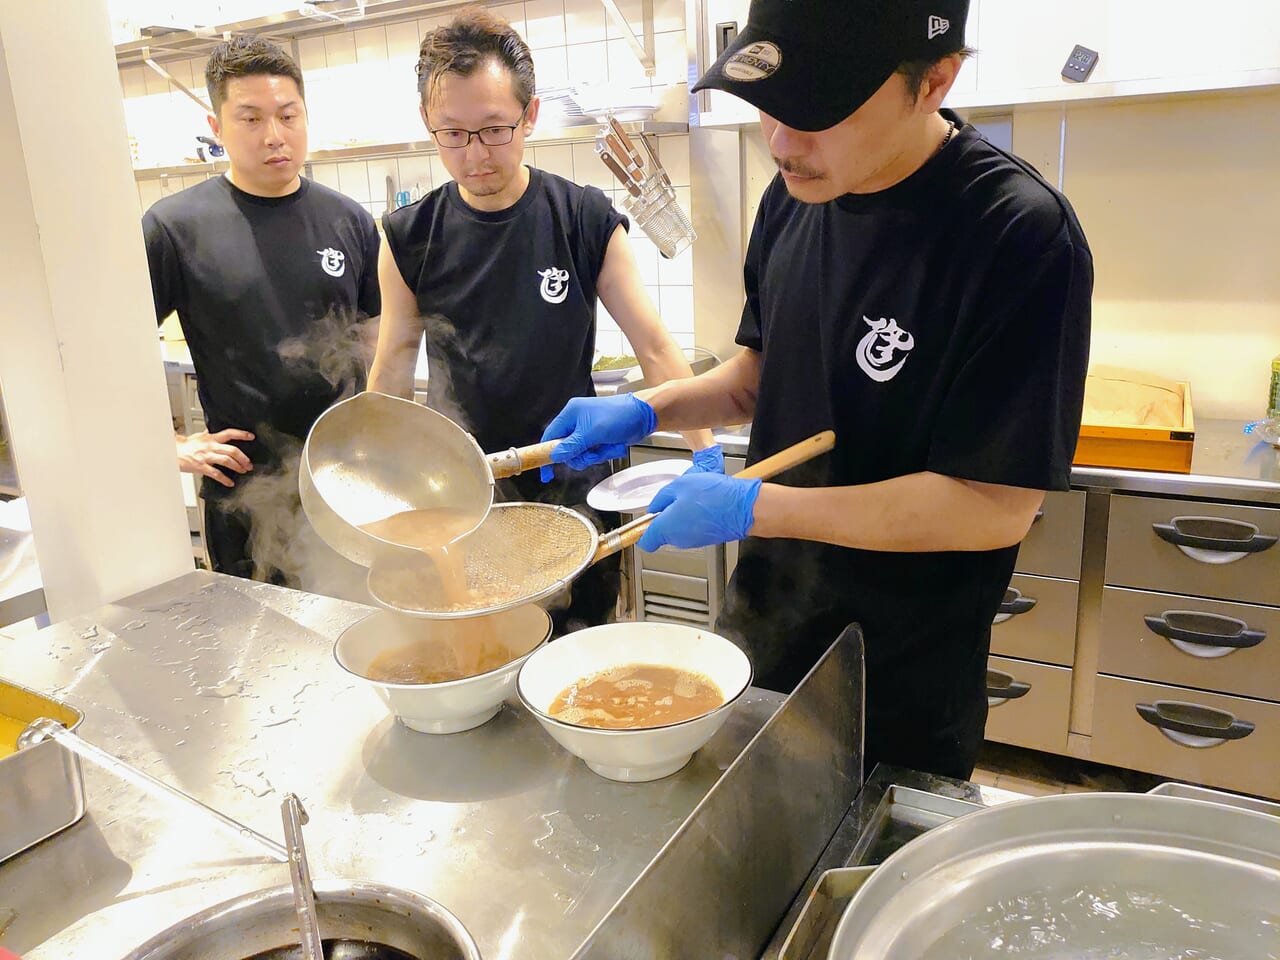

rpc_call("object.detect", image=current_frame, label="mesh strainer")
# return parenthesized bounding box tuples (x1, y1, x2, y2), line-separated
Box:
(366, 431, 836, 619)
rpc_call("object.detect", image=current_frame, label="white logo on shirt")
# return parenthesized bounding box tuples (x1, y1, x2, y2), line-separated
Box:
(927, 15, 951, 40)
(538, 267, 571, 304)
(856, 316, 915, 383)
(317, 247, 346, 277)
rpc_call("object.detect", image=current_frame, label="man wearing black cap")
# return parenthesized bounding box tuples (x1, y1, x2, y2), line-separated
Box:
(539, 0, 1092, 780)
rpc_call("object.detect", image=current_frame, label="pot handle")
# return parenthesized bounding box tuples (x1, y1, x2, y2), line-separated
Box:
(487, 441, 561, 479)
(778, 865, 877, 960)
(1143, 612, 1265, 650)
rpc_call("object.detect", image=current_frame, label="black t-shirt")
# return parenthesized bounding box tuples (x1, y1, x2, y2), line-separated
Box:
(722, 114, 1093, 775)
(143, 176, 380, 495)
(382, 166, 626, 507)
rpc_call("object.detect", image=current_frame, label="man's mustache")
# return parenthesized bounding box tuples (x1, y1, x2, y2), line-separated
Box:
(774, 156, 824, 178)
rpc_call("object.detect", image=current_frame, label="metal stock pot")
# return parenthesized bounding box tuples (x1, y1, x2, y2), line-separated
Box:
(823, 790, 1280, 959)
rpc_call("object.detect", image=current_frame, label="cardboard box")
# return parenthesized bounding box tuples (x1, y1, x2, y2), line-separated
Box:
(1073, 366, 1195, 474)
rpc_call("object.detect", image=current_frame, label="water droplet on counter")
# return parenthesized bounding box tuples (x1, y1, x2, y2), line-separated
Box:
(90, 639, 113, 654)
(121, 619, 148, 630)
(79, 625, 99, 640)
(229, 764, 274, 798)
(0, 907, 16, 935)
(196, 677, 244, 699)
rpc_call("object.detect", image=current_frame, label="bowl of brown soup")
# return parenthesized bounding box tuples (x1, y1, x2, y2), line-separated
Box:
(335, 605, 552, 734)
(515, 621, 752, 781)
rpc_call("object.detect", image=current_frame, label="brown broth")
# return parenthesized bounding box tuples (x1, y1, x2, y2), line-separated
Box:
(360, 507, 494, 677)
(549, 664, 723, 729)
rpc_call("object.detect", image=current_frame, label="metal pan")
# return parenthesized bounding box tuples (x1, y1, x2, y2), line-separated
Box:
(365, 431, 835, 619)
(300, 392, 562, 569)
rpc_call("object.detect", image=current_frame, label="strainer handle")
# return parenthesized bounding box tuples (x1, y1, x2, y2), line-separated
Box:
(591, 430, 836, 562)
(487, 441, 562, 479)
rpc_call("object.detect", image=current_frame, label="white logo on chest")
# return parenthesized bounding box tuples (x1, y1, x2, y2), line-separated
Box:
(538, 267, 571, 304)
(317, 247, 346, 277)
(856, 316, 915, 383)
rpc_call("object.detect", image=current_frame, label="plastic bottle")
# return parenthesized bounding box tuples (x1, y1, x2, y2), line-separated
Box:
(1270, 353, 1280, 419)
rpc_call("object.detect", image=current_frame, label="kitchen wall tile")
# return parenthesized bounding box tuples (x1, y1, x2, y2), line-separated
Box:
(668, 330, 696, 350)
(324, 32, 357, 68)
(142, 63, 171, 98)
(564, 0, 607, 44)
(657, 244, 692, 285)
(531, 142, 575, 181)
(606, 38, 650, 89)
(119, 65, 147, 99)
(652, 30, 687, 85)
(298, 35, 327, 72)
(186, 57, 209, 88)
(524, 0, 567, 48)
(652, 133, 690, 187)
(337, 160, 372, 202)
(594, 326, 623, 358)
(310, 162, 342, 191)
(571, 141, 613, 190)
(160, 175, 185, 198)
(138, 178, 164, 211)
(354, 26, 389, 64)
(385, 20, 420, 61)
(493, 2, 527, 37)
(603, 0, 641, 40)
(396, 153, 433, 198)
(428, 154, 453, 187)
(596, 301, 620, 333)
(658, 285, 694, 335)
(367, 157, 400, 205)
(166, 60, 195, 92)
(368, 200, 388, 220)
(567, 41, 609, 87)
(532, 45, 570, 90)
(652, 0, 685, 34)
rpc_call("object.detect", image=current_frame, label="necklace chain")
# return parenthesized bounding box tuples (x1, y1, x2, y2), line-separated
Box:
(935, 120, 956, 156)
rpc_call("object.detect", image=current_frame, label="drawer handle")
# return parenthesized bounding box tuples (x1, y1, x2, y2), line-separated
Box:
(998, 587, 1037, 616)
(1144, 611, 1265, 655)
(1152, 516, 1277, 561)
(1032, 509, 1045, 523)
(1136, 700, 1255, 748)
(986, 669, 1031, 705)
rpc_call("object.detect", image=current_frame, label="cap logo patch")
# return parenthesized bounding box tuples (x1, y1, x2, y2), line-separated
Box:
(927, 15, 951, 40)
(723, 41, 781, 82)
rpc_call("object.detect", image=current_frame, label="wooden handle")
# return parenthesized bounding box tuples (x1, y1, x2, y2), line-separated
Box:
(736, 430, 836, 481)
(486, 440, 561, 478)
(605, 133, 640, 177)
(608, 115, 644, 167)
(599, 150, 642, 197)
(591, 430, 836, 561)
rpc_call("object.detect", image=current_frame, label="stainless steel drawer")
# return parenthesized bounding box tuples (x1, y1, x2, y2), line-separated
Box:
(1015, 490, 1085, 579)
(989, 573, 1078, 666)
(1099, 586, 1280, 702)
(1105, 495, 1280, 606)
(984, 656, 1072, 755)
(1090, 675, 1280, 800)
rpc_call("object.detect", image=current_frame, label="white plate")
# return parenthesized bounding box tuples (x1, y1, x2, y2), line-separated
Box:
(587, 458, 691, 513)
(590, 364, 639, 384)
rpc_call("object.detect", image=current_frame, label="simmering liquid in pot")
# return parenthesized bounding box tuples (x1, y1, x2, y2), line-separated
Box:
(243, 938, 419, 960)
(550, 664, 723, 729)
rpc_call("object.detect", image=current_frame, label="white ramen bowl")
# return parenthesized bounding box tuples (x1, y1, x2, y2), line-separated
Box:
(335, 605, 552, 734)
(516, 621, 752, 782)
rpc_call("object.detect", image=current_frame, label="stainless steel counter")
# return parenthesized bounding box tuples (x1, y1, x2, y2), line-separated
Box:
(0, 571, 782, 959)
(641, 418, 1280, 504)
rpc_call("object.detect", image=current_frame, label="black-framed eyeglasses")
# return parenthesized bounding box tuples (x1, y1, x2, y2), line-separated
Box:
(429, 103, 529, 149)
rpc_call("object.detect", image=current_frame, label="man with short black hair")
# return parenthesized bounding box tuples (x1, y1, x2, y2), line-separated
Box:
(144, 35, 380, 582)
(540, 0, 1093, 778)
(369, 10, 716, 634)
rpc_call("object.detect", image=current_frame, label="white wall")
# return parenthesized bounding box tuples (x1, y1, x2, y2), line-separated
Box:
(735, 87, 1280, 421)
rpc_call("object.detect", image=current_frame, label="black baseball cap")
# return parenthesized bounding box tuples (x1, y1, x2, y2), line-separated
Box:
(693, 0, 970, 132)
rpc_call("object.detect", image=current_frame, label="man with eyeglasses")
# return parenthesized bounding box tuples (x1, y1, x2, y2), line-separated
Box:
(368, 9, 716, 635)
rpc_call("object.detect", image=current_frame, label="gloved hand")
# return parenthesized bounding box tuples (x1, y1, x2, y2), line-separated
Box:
(637, 472, 762, 552)
(688, 444, 725, 475)
(539, 394, 657, 482)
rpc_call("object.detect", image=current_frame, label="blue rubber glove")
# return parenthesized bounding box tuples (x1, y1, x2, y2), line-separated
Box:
(688, 444, 725, 474)
(637, 472, 762, 552)
(539, 395, 657, 482)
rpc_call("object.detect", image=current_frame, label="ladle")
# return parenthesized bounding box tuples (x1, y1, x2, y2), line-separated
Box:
(281, 793, 323, 960)
(17, 717, 287, 862)
(301, 392, 563, 569)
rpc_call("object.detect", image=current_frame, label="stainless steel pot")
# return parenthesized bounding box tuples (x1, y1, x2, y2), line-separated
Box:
(118, 879, 481, 960)
(823, 790, 1280, 959)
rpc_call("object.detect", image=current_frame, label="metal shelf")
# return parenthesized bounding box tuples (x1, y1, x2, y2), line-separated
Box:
(132, 119, 687, 180)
